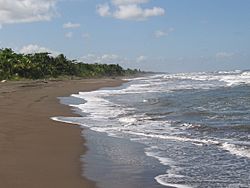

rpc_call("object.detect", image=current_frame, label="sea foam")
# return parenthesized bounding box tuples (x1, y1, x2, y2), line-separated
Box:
(52, 70, 250, 187)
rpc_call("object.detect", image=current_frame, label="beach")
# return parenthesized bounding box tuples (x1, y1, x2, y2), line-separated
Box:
(1, 72, 249, 188)
(0, 79, 124, 188)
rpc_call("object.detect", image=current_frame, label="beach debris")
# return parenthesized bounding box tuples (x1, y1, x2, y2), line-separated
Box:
(1, 80, 6, 83)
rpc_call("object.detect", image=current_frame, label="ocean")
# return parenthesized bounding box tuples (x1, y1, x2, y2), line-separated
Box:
(53, 70, 250, 188)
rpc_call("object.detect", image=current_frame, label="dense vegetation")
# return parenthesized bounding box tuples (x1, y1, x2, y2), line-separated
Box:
(0, 48, 140, 80)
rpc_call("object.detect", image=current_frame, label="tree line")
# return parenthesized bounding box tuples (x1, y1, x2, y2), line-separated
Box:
(0, 48, 140, 80)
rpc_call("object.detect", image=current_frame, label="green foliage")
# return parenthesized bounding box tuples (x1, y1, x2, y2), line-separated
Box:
(0, 48, 140, 80)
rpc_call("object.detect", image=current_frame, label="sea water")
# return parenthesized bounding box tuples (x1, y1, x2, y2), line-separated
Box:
(53, 70, 250, 188)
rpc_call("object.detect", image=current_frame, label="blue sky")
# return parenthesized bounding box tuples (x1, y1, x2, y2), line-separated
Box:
(0, 0, 249, 72)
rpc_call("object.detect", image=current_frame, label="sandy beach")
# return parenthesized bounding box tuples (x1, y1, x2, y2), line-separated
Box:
(0, 79, 124, 188)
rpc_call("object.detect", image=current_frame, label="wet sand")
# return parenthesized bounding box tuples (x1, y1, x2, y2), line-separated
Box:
(0, 79, 124, 188)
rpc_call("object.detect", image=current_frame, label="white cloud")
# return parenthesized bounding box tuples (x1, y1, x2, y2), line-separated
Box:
(97, 4, 111, 17)
(216, 52, 235, 60)
(65, 32, 73, 38)
(63, 22, 81, 29)
(154, 28, 174, 38)
(80, 53, 150, 69)
(0, 0, 58, 25)
(19, 44, 60, 56)
(154, 30, 167, 38)
(80, 54, 95, 63)
(80, 53, 128, 65)
(102, 54, 119, 60)
(114, 4, 164, 21)
(82, 32, 90, 39)
(97, 0, 165, 21)
(112, 0, 149, 5)
(136, 55, 147, 62)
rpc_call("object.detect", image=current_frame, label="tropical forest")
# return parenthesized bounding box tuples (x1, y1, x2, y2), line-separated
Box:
(0, 48, 140, 80)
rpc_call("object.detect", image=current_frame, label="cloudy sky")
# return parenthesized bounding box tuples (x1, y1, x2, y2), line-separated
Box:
(0, 0, 249, 72)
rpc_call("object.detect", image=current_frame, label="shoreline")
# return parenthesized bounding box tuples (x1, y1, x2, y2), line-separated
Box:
(54, 79, 169, 188)
(0, 79, 124, 188)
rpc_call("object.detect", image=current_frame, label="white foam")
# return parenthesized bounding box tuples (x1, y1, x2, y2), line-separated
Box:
(162, 70, 250, 88)
(180, 123, 201, 129)
(123, 76, 150, 81)
(51, 117, 64, 122)
(123, 130, 220, 145)
(122, 71, 250, 94)
(125, 71, 250, 96)
(155, 174, 193, 188)
(145, 150, 174, 166)
(51, 117, 85, 126)
(71, 90, 127, 120)
(219, 72, 250, 86)
(217, 70, 242, 74)
(118, 116, 137, 124)
(51, 71, 250, 188)
(221, 142, 250, 158)
(146, 146, 193, 188)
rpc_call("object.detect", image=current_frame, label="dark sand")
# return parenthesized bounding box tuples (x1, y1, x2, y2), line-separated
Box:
(0, 79, 124, 188)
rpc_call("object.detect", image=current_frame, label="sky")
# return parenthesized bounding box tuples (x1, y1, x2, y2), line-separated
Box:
(0, 0, 250, 72)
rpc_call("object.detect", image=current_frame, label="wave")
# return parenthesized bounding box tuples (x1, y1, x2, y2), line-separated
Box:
(155, 175, 193, 188)
(216, 70, 242, 74)
(221, 142, 250, 158)
(51, 71, 250, 187)
(122, 130, 220, 145)
(53, 75, 250, 160)
(162, 70, 250, 87)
